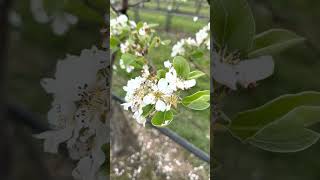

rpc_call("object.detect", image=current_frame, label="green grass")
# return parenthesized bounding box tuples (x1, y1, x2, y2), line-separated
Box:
(143, 0, 210, 16)
(128, 7, 209, 34)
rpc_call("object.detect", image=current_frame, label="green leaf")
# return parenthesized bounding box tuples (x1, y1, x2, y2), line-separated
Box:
(188, 70, 206, 80)
(229, 91, 320, 140)
(161, 40, 171, 46)
(142, 105, 154, 117)
(64, 0, 104, 23)
(191, 50, 204, 59)
(157, 69, 166, 79)
(187, 101, 210, 111)
(120, 53, 144, 69)
(151, 111, 174, 127)
(173, 56, 190, 78)
(136, 22, 144, 30)
(248, 29, 305, 58)
(182, 90, 210, 110)
(110, 36, 120, 50)
(121, 53, 137, 65)
(150, 37, 160, 50)
(211, 0, 255, 54)
(248, 106, 320, 152)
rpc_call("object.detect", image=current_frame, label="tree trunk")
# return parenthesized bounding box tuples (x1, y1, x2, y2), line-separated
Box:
(110, 101, 140, 156)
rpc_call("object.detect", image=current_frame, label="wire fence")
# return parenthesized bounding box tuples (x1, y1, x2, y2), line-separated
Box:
(128, 0, 209, 31)
(8, 94, 210, 164)
(112, 94, 210, 163)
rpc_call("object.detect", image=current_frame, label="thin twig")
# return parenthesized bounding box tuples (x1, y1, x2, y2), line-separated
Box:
(111, 4, 120, 15)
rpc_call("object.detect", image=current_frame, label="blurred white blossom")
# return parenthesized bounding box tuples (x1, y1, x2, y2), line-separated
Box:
(193, 16, 199, 22)
(30, 0, 78, 35)
(171, 23, 210, 57)
(35, 47, 109, 180)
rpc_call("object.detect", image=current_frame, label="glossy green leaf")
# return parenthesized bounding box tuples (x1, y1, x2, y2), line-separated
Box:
(188, 70, 206, 80)
(248, 106, 320, 152)
(182, 90, 210, 110)
(173, 56, 190, 78)
(142, 105, 154, 117)
(157, 69, 166, 79)
(248, 29, 305, 58)
(229, 91, 320, 140)
(151, 111, 174, 127)
(211, 0, 255, 54)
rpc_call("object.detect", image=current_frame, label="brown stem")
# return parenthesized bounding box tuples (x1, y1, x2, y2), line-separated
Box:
(120, 0, 129, 15)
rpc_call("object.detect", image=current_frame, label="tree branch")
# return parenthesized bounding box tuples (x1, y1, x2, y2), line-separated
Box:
(111, 4, 120, 15)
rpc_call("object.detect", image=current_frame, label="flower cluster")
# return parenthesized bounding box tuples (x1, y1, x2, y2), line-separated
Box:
(35, 47, 109, 180)
(119, 22, 157, 56)
(110, 15, 169, 74)
(122, 61, 196, 125)
(110, 14, 136, 37)
(171, 23, 210, 57)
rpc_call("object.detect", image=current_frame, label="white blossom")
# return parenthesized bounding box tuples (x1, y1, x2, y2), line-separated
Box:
(155, 100, 167, 112)
(164, 60, 172, 68)
(171, 23, 210, 56)
(193, 16, 199, 22)
(184, 79, 196, 89)
(196, 28, 209, 45)
(143, 94, 156, 106)
(171, 39, 186, 57)
(35, 47, 109, 180)
(122, 61, 198, 124)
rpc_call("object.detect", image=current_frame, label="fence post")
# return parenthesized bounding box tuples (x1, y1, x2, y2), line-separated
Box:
(165, 9, 172, 32)
(165, 0, 179, 32)
(195, 0, 204, 15)
(133, 6, 140, 22)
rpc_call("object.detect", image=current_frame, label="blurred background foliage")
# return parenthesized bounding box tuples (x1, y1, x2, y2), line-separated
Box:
(8, 0, 209, 169)
(9, 0, 320, 179)
(214, 0, 320, 179)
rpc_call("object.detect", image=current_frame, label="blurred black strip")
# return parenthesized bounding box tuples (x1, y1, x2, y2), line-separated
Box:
(7, 104, 50, 133)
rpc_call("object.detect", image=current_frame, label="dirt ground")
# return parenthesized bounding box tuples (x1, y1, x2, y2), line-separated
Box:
(110, 103, 210, 180)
